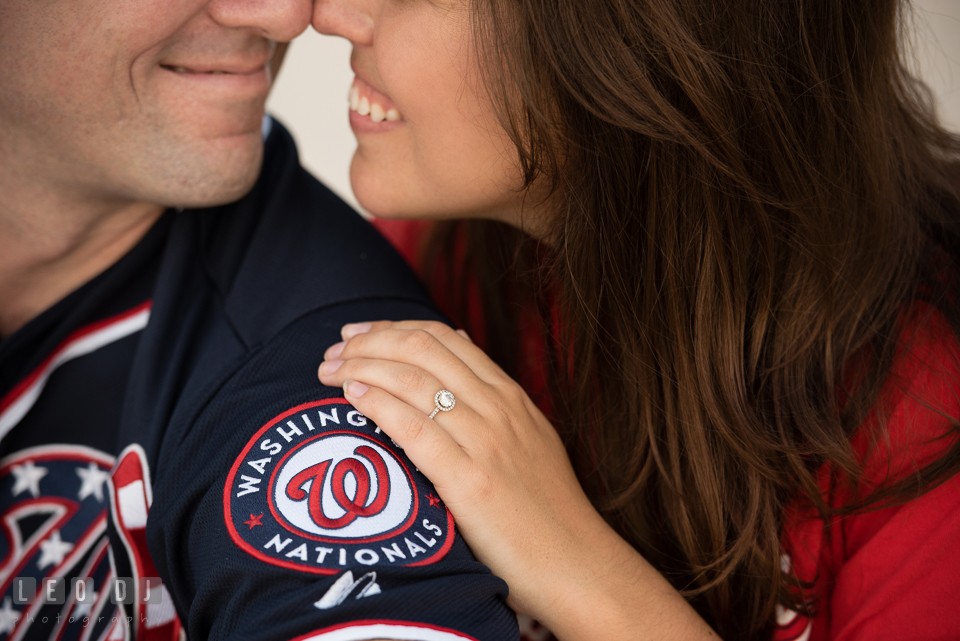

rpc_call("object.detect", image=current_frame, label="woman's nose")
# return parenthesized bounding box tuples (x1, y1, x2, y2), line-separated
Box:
(313, 0, 375, 46)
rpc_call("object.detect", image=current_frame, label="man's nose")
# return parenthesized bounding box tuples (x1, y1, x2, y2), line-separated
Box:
(208, 0, 313, 42)
(313, 0, 375, 46)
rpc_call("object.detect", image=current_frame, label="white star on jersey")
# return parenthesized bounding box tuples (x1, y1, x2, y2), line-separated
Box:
(11, 460, 48, 498)
(37, 530, 73, 570)
(76, 463, 110, 502)
(0, 597, 20, 635)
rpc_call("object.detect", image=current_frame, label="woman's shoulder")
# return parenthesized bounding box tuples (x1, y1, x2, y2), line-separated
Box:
(855, 300, 960, 478)
(779, 300, 960, 640)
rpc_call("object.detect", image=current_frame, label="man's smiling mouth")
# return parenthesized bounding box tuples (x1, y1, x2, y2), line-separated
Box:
(161, 65, 232, 75)
(159, 61, 269, 76)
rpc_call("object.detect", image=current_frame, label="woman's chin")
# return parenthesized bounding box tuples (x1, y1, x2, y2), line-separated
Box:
(352, 188, 411, 220)
(350, 159, 410, 219)
(350, 178, 449, 221)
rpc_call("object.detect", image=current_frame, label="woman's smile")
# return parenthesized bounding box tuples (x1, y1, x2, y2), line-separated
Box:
(313, 0, 526, 223)
(348, 74, 405, 135)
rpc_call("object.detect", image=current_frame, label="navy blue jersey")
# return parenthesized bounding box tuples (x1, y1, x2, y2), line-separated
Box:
(0, 120, 518, 641)
(0, 210, 169, 641)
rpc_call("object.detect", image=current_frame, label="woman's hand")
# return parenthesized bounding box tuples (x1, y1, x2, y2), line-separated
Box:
(318, 320, 716, 640)
(317, 321, 596, 610)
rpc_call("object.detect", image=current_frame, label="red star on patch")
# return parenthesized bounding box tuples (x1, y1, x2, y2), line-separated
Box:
(244, 513, 264, 529)
(426, 493, 442, 508)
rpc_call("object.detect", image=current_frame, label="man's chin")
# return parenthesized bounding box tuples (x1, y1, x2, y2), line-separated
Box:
(171, 162, 263, 209)
(139, 133, 266, 209)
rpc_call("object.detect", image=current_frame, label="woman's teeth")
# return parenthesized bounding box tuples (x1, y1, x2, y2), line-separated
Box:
(348, 84, 401, 123)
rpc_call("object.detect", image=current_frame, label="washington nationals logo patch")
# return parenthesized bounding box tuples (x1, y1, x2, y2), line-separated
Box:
(224, 399, 454, 574)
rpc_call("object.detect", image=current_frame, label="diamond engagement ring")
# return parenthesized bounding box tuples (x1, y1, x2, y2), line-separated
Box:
(428, 390, 456, 419)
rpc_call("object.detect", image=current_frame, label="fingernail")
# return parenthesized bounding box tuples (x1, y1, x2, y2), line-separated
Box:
(342, 323, 371, 339)
(456, 329, 473, 342)
(325, 341, 345, 360)
(319, 360, 343, 376)
(344, 380, 369, 398)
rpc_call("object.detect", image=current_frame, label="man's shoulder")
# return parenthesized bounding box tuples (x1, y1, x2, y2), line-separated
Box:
(197, 119, 433, 347)
(119, 121, 442, 459)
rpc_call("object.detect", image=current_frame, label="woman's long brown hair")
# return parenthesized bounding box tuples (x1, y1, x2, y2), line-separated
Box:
(423, 1, 960, 638)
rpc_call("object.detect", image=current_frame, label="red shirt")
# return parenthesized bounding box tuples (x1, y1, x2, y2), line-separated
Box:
(775, 304, 960, 641)
(375, 218, 960, 641)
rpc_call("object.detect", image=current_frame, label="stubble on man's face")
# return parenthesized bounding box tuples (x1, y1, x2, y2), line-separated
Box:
(0, 0, 295, 210)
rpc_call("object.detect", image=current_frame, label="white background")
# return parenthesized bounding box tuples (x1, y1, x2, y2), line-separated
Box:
(267, 0, 960, 211)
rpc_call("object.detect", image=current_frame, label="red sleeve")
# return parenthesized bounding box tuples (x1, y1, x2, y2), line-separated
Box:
(780, 304, 960, 641)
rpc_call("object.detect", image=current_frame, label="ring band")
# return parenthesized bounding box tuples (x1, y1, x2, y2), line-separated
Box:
(428, 390, 456, 419)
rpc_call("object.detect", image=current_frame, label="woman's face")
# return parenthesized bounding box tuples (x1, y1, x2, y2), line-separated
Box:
(313, 0, 531, 226)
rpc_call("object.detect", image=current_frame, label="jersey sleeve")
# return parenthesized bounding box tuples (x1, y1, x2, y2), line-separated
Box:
(142, 298, 519, 641)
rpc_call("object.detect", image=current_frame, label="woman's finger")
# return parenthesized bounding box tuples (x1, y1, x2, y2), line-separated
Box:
(328, 325, 507, 390)
(338, 320, 510, 385)
(341, 380, 469, 486)
(319, 355, 485, 426)
(327, 327, 478, 389)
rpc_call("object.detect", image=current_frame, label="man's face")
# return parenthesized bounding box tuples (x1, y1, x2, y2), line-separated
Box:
(0, 0, 311, 209)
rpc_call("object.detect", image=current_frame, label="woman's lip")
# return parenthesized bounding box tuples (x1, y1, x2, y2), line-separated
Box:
(349, 108, 406, 135)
